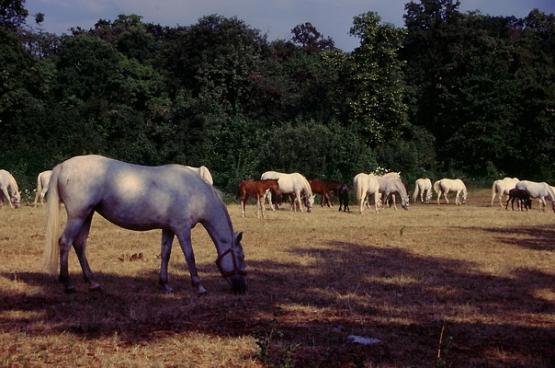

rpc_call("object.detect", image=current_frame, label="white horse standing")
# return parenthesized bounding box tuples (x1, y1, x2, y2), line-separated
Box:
(412, 178, 433, 203)
(43, 155, 246, 295)
(433, 178, 467, 205)
(491, 177, 519, 207)
(185, 165, 214, 185)
(515, 180, 555, 212)
(353, 173, 381, 213)
(0, 169, 21, 208)
(261, 171, 314, 212)
(34, 170, 53, 207)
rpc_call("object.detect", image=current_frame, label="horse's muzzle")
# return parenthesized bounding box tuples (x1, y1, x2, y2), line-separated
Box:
(231, 275, 247, 294)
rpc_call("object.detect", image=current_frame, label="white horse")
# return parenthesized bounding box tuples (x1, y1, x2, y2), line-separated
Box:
(514, 180, 555, 212)
(491, 177, 519, 207)
(0, 169, 21, 208)
(378, 173, 409, 210)
(433, 178, 467, 205)
(412, 178, 433, 203)
(353, 173, 381, 214)
(43, 155, 246, 295)
(185, 165, 214, 185)
(34, 170, 53, 207)
(261, 171, 315, 212)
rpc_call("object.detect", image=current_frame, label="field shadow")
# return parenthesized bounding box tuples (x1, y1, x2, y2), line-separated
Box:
(1, 240, 553, 367)
(479, 224, 555, 251)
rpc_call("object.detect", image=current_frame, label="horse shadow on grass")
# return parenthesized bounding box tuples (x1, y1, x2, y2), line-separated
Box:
(478, 224, 555, 251)
(1, 240, 554, 367)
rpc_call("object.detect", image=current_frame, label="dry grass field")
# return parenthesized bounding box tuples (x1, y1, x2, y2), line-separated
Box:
(0, 189, 554, 367)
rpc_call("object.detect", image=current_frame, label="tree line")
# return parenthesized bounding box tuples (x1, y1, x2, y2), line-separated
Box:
(1, 0, 554, 195)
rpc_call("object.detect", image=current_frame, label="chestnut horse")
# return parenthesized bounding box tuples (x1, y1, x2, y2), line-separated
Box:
(309, 180, 342, 207)
(239, 179, 280, 219)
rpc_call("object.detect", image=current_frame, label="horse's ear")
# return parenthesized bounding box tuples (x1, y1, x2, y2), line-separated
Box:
(235, 232, 243, 243)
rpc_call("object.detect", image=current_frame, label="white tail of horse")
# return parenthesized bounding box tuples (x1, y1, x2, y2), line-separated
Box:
(433, 180, 441, 195)
(43, 166, 61, 275)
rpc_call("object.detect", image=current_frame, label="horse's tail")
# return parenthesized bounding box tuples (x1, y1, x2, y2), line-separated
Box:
(34, 173, 43, 207)
(199, 166, 214, 185)
(433, 180, 441, 194)
(412, 181, 420, 202)
(43, 165, 62, 275)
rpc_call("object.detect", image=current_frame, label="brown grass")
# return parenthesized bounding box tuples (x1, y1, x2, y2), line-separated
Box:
(0, 189, 554, 367)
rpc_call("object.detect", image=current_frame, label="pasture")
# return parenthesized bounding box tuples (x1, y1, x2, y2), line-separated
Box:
(0, 189, 553, 367)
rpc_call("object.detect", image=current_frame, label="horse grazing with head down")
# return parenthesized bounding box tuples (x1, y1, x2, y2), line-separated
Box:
(261, 171, 314, 212)
(0, 169, 21, 208)
(238, 179, 280, 219)
(34, 170, 53, 207)
(505, 188, 532, 211)
(309, 180, 342, 207)
(514, 180, 555, 212)
(378, 173, 409, 210)
(433, 178, 467, 205)
(44, 155, 246, 295)
(413, 178, 433, 204)
(491, 177, 519, 207)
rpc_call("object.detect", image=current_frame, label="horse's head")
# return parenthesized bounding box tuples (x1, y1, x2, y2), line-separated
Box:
(401, 195, 410, 210)
(462, 191, 468, 204)
(11, 191, 21, 208)
(304, 194, 315, 212)
(215, 232, 247, 293)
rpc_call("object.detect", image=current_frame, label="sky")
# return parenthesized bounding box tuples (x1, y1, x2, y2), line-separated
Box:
(26, 0, 555, 51)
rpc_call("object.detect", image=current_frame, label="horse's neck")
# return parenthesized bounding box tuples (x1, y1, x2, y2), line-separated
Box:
(201, 200, 234, 255)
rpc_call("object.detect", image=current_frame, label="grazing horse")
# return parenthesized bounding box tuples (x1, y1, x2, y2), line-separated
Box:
(491, 177, 519, 207)
(309, 180, 342, 207)
(261, 171, 314, 212)
(337, 183, 350, 212)
(0, 169, 21, 208)
(43, 155, 246, 295)
(34, 170, 53, 207)
(413, 178, 433, 204)
(185, 165, 214, 185)
(514, 180, 555, 212)
(505, 188, 532, 211)
(378, 174, 409, 210)
(353, 173, 381, 214)
(433, 178, 467, 205)
(238, 179, 280, 219)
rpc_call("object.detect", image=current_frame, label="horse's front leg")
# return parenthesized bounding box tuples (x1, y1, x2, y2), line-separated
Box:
(256, 195, 262, 219)
(1, 188, 13, 208)
(159, 229, 175, 293)
(176, 228, 207, 295)
(265, 189, 275, 211)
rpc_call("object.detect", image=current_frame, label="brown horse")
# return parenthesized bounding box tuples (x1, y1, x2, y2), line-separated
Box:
(309, 180, 342, 207)
(238, 180, 280, 219)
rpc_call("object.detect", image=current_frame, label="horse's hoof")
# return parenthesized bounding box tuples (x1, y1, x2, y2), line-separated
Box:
(64, 285, 76, 294)
(89, 283, 102, 292)
(196, 286, 208, 296)
(160, 284, 173, 293)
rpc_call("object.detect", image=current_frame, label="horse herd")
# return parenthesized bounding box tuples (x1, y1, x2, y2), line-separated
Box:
(1, 155, 554, 296)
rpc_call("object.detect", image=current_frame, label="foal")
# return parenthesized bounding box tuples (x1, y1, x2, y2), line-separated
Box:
(239, 179, 280, 219)
(505, 188, 532, 211)
(338, 184, 350, 212)
(309, 180, 342, 207)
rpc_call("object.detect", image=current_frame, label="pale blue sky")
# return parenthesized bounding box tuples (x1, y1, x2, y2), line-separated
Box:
(26, 0, 555, 51)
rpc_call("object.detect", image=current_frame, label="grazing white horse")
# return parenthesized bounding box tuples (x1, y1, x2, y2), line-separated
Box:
(433, 178, 467, 205)
(0, 169, 21, 208)
(378, 173, 409, 210)
(261, 171, 315, 212)
(491, 177, 519, 207)
(185, 165, 214, 185)
(43, 155, 246, 295)
(34, 170, 53, 207)
(353, 173, 381, 213)
(514, 180, 555, 212)
(413, 178, 433, 203)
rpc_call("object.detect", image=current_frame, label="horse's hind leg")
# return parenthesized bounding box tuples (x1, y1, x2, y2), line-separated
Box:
(58, 217, 89, 293)
(159, 229, 174, 293)
(176, 228, 207, 295)
(73, 213, 101, 291)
